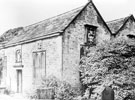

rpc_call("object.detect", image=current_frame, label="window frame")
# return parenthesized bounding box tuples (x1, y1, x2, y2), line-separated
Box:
(32, 50, 46, 84)
(85, 24, 97, 44)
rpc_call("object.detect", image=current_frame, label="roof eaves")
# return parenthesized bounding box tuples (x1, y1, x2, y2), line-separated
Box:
(4, 32, 62, 48)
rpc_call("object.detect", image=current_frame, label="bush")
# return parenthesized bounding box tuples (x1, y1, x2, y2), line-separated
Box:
(79, 38, 135, 100)
(41, 75, 60, 88)
(41, 76, 81, 100)
(25, 86, 38, 99)
(4, 87, 13, 95)
(26, 75, 81, 100)
(55, 81, 80, 100)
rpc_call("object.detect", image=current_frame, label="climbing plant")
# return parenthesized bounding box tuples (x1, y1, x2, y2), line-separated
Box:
(79, 37, 135, 100)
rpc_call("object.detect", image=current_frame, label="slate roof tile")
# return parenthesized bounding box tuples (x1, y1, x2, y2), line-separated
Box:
(2, 6, 84, 46)
(106, 16, 130, 34)
(2, 1, 121, 47)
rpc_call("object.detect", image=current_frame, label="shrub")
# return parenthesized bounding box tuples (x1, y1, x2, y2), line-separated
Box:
(79, 38, 135, 100)
(40, 75, 60, 88)
(4, 87, 14, 95)
(41, 75, 81, 100)
(26, 75, 81, 100)
(55, 81, 80, 100)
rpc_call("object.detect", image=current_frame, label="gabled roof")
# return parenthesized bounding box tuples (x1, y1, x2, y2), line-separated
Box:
(1, 0, 112, 48)
(4, 6, 85, 47)
(106, 15, 135, 35)
(0, 27, 23, 43)
(106, 16, 130, 34)
(90, 1, 112, 35)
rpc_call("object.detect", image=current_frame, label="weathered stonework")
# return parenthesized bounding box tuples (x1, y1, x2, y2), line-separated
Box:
(1, 36, 62, 93)
(62, 3, 111, 87)
(1, 0, 133, 94)
(116, 18, 135, 39)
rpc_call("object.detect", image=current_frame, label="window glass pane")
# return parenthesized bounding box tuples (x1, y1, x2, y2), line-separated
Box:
(39, 53, 42, 78)
(33, 51, 46, 83)
(33, 53, 36, 78)
(41, 52, 46, 77)
(35, 53, 39, 68)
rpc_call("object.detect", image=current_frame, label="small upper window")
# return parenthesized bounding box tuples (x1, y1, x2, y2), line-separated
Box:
(85, 24, 97, 44)
(16, 49, 22, 63)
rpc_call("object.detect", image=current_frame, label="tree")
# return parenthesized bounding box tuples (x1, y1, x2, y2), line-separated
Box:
(79, 37, 135, 100)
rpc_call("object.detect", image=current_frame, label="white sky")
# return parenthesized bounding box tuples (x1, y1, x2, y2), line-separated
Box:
(0, 0, 134, 34)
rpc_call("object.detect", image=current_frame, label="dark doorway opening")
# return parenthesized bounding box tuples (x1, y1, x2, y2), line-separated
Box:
(17, 70, 22, 93)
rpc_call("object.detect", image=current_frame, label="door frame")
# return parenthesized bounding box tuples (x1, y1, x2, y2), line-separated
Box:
(16, 69, 22, 93)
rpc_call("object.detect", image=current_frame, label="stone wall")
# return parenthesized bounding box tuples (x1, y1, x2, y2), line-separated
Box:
(22, 36, 62, 92)
(116, 18, 135, 39)
(4, 45, 22, 92)
(0, 2, 114, 93)
(62, 2, 111, 87)
(2, 35, 62, 93)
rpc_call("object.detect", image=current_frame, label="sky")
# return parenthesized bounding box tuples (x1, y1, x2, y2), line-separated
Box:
(0, 0, 134, 34)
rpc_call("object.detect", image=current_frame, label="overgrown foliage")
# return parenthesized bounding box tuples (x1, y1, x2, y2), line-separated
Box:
(27, 75, 80, 100)
(79, 37, 135, 100)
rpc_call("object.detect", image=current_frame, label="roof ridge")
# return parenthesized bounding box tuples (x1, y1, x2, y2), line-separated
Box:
(24, 6, 84, 28)
(106, 15, 130, 24)
(2, 4, 86, 47)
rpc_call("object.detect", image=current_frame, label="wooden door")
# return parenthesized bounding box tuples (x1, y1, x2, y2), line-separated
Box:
(17, 70, 22, 93)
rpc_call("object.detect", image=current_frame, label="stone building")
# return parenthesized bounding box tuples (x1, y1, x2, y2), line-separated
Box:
(0, 0, 134, 94)
(107, 15, 135, 39)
